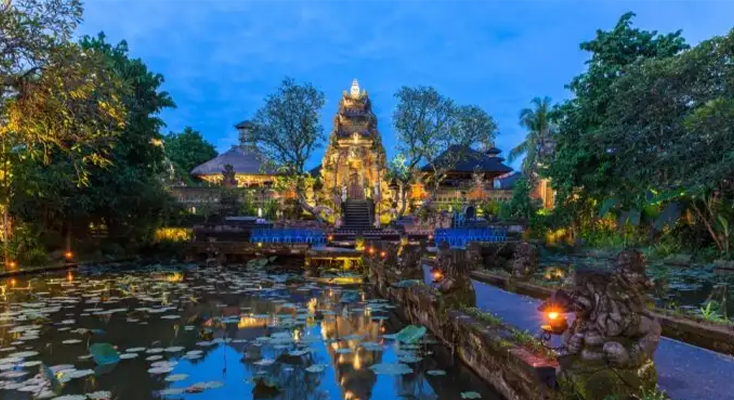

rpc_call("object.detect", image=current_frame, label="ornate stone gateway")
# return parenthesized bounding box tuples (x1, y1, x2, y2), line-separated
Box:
(318, 79, 390, 209)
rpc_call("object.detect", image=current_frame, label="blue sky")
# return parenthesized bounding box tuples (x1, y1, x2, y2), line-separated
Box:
(78, 0, 734, 170)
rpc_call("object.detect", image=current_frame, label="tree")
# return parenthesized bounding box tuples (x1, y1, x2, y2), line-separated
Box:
(594, 28, 734, 253)
(246, 77, 326, 218)
(509, 96, 555, 185)
(1, 0, 83, 91)
(392, 86, 497, 215)
(165, 127, 217, 184)
(2, 40, 127, 262)
(547, 12, 688, 204)
(10, 33, 176, 253)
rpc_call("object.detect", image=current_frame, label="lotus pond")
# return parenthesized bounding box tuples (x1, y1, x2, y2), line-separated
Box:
(0, 264, 500, 400)
(538, 253, 734, 319)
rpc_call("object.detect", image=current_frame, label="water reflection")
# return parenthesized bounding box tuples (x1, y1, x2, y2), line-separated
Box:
(0, 265, 501, 400)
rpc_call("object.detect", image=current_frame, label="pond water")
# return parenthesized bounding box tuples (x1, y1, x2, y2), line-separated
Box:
(0, 264, 500, 400)
(538, 253, 734, 317)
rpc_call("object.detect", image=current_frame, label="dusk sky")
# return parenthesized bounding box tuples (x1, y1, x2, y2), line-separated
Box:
(78, 0, 734, 170)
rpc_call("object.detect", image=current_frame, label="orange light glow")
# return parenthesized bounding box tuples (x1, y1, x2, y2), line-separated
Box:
(327, 235, 334, 241)
(432, 270, 444, 281)
(6, 261, 17, 269)
(64, 251, 74, 260)
(10, 278, 16, 287)
(380, 251, 386, 258)
(66, 271, 74, 282)
(548, 312, 559, 320)
(368, 247, 375, 255)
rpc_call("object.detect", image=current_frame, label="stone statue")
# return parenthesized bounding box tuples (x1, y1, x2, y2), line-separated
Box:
(433, 241, 476, 308)
(554, 250, 661, 400)
(511, 242, 538, 280)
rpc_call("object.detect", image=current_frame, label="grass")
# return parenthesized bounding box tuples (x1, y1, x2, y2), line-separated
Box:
(459, 306, 557, 360)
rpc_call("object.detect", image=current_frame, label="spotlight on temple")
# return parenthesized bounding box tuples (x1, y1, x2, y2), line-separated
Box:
(537, 290, 572, 336)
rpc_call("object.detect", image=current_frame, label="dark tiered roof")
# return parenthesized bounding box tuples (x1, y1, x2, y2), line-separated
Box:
(420, 145, 513, 174)
(191, 146, 275, 176)
(234, 120, 254, 130)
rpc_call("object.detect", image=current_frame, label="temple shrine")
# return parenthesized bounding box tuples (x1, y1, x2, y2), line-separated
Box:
(318, 79, 390, 203)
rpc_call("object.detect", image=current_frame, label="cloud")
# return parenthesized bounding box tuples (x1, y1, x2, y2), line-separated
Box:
(78, 0, 734, 169)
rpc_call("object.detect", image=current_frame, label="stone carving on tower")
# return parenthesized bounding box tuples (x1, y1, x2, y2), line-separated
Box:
(319, 79, 390, 212)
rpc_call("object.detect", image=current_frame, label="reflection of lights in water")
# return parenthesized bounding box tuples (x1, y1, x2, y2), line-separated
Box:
(352, 351, 361, 370)
(238, 316, 262, 329)
(10, 278, 16, 288)
(308, 298, 317, 314)
(166, 272, 184, 283)
(66, 271, 73, 282)
(544, 267, 566, 280)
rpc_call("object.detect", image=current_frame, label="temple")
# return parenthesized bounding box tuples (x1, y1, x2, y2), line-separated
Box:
(317, 79, 390, 202)
(174, 79, 554, 218)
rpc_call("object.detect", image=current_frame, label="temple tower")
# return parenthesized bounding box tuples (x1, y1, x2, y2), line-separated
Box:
(320, 79, 389, 208)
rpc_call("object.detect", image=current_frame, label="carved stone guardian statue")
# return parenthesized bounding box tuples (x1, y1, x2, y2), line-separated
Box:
(554, 250, 661, 400)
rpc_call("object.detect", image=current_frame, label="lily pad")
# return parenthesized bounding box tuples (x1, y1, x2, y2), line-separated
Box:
(89, 343, 119, 365)
(369, 363, 413, 375)
(395, 325, 426, 344)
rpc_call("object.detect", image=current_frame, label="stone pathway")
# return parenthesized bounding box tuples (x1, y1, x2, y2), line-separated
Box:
(470, 279, 734, 400)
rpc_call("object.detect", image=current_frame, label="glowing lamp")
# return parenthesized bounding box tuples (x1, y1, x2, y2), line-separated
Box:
(430, 267, 444, 283)
(327, 234, 334, 242)
(368, 247, 375, 256)
(257, 242, 263, 247)
(380, 251, 386, 258)
(428, 234, 433, 241)
(537, 290, 572, 336)
(64, 251, 73, 260)
(6, 261, 17, 269)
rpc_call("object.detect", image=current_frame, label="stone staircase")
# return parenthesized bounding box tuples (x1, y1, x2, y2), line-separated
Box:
(342, 200, 373, 230)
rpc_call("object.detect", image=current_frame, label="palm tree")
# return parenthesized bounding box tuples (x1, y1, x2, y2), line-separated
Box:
(508, 96, 556, 184)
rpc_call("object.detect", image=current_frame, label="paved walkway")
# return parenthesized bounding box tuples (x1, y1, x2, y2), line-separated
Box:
(469, 279, 734, 400)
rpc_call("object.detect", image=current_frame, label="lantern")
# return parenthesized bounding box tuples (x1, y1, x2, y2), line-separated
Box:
(430, 266, 444, 283)
(537, 290, 572, 337)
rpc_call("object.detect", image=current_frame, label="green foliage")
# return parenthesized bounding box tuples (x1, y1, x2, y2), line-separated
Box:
(246, 78, 326, 219)
(164, 127, 217, 185)
(509, 96, 556, 181)
(247, 77, 325, 177)
(507, 177, 539, 220)
(7, 31, 177, 257)
(392, 86, 497, 215)
(544, 13, 734, 255)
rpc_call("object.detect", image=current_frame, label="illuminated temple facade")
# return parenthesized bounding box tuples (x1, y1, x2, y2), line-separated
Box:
(174, 79, 554, 212)
(318, 79, 390, 202)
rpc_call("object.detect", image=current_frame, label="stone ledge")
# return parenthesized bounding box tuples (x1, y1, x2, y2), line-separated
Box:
(375, 279, 561, 400)
(471, 270, 734, 356)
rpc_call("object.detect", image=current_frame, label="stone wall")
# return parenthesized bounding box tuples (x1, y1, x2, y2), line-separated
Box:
(368, 248, 561, 400)
(373, 282, 560, 400)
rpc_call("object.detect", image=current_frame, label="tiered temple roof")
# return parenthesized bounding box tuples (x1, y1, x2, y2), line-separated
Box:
(420, 145, 513, 175)
(191, 145, 276, 182)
